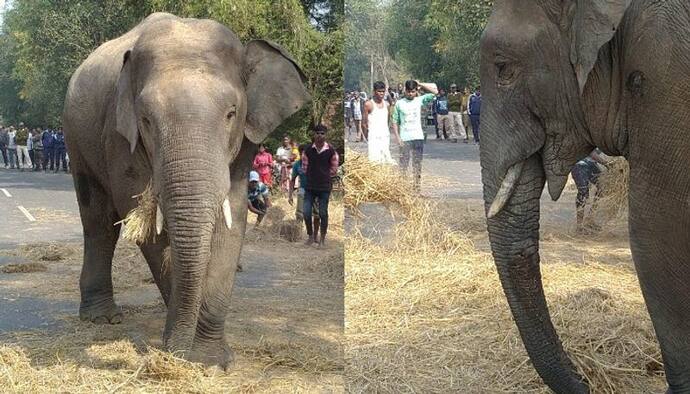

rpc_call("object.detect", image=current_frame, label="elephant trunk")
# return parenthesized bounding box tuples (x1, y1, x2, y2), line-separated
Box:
(158, 136, 227, 354)
(484, 154, 589, 393)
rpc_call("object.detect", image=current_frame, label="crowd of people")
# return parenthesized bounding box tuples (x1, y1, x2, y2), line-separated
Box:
(345, 79, 482, 192)
(0, 124, 69, 172)
(249, 125, 339, 247)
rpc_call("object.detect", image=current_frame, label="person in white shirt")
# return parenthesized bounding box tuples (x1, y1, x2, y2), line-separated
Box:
(362, 81, 394, 164)
(275, 136, 293, 193)
(7, 127, 18, 169)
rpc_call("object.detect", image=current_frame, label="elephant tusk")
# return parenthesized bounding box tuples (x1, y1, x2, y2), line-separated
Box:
(156, 204, 164, 235)
(222, 198, 232, 229)
(547, 173, 568, 202)
(487, 161, 525, 219)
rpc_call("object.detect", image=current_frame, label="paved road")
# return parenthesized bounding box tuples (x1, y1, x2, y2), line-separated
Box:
(0, 168, 82, 248)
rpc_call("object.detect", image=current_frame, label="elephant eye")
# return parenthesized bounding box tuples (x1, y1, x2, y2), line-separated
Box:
(496, 61, 518, 86)
(226, 105, 237, 120)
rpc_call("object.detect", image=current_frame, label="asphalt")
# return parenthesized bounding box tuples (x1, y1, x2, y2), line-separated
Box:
(0, 167, 82, 248)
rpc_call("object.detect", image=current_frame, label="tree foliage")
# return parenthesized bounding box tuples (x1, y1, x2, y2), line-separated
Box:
(0, 0, 343, 150)
(345, 0, 492, 92)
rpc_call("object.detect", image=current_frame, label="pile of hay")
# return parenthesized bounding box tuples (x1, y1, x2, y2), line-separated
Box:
(345, 152, 664, 392)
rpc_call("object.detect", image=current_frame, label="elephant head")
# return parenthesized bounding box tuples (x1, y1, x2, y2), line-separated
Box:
(479, 1, 631, 392)
(114, 15, 310, 360)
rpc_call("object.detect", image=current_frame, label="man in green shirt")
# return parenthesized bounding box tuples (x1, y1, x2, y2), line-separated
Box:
(391, 79, 438, 192)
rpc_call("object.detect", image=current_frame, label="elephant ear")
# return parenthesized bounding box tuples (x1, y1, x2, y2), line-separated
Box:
(567, 0, 632, 93)
(243, 40, 311, 144)
(116, 50, 139, 154)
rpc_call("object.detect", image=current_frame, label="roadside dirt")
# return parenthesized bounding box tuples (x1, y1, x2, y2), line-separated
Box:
(0, 198, 344, 392)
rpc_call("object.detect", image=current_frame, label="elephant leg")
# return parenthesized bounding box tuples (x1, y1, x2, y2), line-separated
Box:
(629, 200, 690, 391)
(138, 235, 172, 306)
(74, 172, 123, 324)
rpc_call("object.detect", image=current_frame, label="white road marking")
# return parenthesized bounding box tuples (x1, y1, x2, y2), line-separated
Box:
(17, 206, 36, 222)
(1, 188, 11, 197)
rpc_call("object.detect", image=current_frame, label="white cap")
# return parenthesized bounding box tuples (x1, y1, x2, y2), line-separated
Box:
(249, 171, 260, 182)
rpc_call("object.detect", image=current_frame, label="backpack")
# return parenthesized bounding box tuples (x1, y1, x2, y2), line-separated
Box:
(436, 97, 449, 115)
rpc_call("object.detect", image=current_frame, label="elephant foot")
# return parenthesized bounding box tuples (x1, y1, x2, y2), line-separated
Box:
(185, 340, 234, 371)
(79, 301, 123, 324)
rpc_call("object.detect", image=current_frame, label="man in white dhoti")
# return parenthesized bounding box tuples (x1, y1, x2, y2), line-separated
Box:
(362, 81, 395, 164)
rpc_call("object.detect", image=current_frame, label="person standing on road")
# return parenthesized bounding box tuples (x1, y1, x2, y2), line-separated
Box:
(468, 86, 482, 145)
(42, 128, 55, 171)
(0, 127, 9, 168)
(27, 129, 35, 169)
(288, 143, 320, 241)
(351, 94, 365, 142)
(391, 79, 438, 193)
(53, 128, 67, 172)
(7, 127, 18, 169)
(362, 81, 394, 164)
(435, 88, 460, 142)
(32, 128, 44, 171)
(448, 84, 468, 143)
(275, 136, 293, 193)
(301, 124, 339, 247)
(15, 125, 32, 171)
(252, 144, 274, 187)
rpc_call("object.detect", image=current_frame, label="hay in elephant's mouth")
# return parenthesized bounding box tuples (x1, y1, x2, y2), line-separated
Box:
(345, 150, 665, 393)
(592, 157, 630, 222)
(116, 182, 158, 245)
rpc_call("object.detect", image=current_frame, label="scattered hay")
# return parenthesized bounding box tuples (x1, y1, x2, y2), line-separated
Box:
(345, 151, 664, 392)
(344, 149, 473, 254)
(29, 208, 80, 224)
(18, 242, 78, 262)
(117, 183, 157, 244)
(1, 262, 48, 273)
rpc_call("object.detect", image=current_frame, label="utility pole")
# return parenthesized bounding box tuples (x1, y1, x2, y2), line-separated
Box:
(370, 52, 374, 94)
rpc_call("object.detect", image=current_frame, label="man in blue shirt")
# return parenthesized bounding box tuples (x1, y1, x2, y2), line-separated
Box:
(467, 86, 482, 145)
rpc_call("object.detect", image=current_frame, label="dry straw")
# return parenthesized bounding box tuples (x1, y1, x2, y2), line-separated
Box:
(345, 150, 664, 392)
(116, 183, 157, 244)
(592, 157, 630, 222)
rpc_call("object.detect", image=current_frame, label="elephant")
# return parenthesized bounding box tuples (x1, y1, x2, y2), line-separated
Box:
(479, 1, 690, 392)
(63, 12, 310, 368)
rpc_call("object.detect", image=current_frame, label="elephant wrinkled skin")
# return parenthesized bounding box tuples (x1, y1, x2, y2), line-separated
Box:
(63, 13, 310, 368)
(479, 1, 690, 392)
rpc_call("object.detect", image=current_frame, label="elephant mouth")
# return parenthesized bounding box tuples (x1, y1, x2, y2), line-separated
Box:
(487, 148, 570, 219)
(154, 195, 234, 236)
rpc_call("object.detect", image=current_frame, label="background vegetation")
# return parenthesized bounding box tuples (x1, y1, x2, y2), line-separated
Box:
(345, 0, 492, 93)
(0, 0, 343, 152)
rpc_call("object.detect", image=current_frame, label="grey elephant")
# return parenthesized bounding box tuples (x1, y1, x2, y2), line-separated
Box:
(63, 13, 309, 367)
(480, 1, 690, 392)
